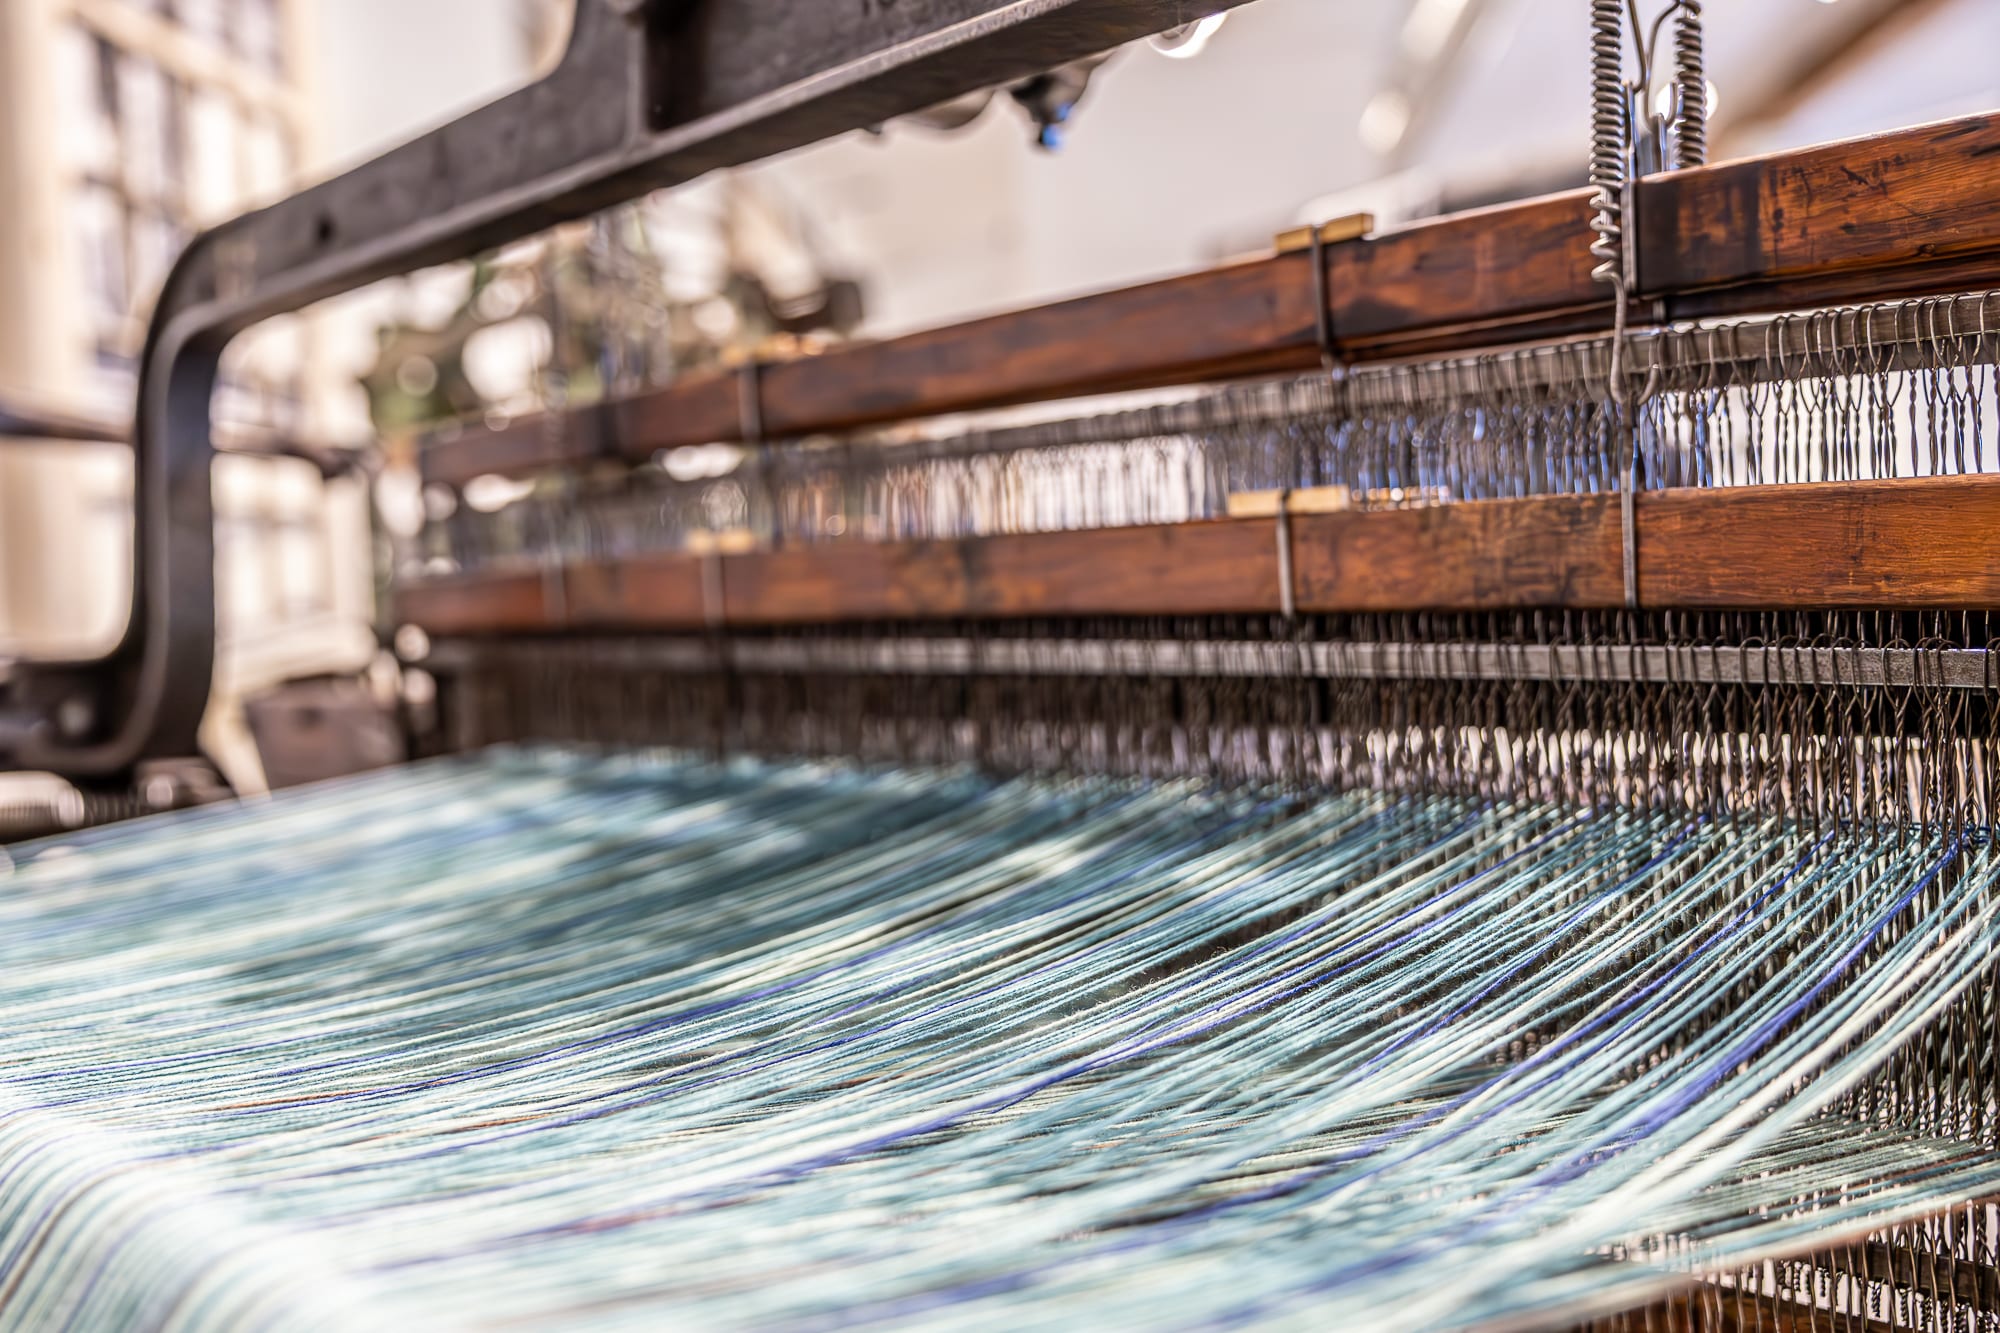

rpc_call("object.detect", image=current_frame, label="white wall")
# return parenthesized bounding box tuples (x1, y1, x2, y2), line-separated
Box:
(1727, 0, 2000, 157)
(311, 0, 549, 172)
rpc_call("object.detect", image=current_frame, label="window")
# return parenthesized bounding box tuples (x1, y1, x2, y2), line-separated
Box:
(57, 0, 304, 410)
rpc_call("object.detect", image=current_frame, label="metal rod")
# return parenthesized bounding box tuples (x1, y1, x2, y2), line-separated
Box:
(425, 638, 1999, 690)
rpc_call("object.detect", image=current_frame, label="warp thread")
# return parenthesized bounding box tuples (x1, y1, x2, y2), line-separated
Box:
(0, 750, 1997, 1330)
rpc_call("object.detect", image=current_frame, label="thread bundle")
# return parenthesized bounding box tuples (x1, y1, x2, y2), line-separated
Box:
(1, 749, 1997, 1330)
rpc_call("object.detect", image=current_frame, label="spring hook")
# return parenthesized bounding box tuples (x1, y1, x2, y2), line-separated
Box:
(1587, 0, 1628, 293)
(1672, 2, 1706, 169)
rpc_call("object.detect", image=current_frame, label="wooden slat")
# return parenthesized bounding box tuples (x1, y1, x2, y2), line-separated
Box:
(1638, 476, 2000, 607)
(420, 112, 2000, 487)
(392, 476, 2000, 635)
(564, 553, 710, 628)
(707, 258, 1317, 444)
(725, 521, 1282, 624)
(1332, 191, 1599, 349)
(719, 542, 972, 623)
(1634, 114, 2000, 296)
(396, 569, 554, 636)
(1291, 494, 1625, 610)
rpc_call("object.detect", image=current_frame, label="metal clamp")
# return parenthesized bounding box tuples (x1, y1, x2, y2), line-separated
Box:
(700, 549, 726, 632)
(1309, 229, 1339, 379)
(1276, 214, 1369, 377)
(1272, 216, 1368, 620)
(1287, 215, 1371, 379)
(737, 359, 766, 448)
(542, 562, 571, 629)
(1620, 483, 1639, 610)
(1275, 492, 1298, 620)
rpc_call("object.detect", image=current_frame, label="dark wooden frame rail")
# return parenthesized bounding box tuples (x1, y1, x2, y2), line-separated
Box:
(395, 475, 2000, 635)
(418, 112, 2000, 489)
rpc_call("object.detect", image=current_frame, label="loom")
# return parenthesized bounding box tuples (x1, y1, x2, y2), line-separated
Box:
(8, 1, 2000, 1328)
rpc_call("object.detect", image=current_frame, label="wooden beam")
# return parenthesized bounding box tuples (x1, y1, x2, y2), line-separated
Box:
(1637, 478, 2000, 608)
(1633, 114, 2000, 297)
(401, 569, 555, 638)
(392, 475, 2000, 636)
(722, 522, 1285, 624)
(419, 111, 2000, 488)
(1290, 493, 1625, 611)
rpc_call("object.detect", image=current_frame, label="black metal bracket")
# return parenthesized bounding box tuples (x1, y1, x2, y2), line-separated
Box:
(0, 0, 1249, 779)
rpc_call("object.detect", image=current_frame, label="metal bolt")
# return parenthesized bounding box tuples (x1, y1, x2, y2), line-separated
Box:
(56, 697, 95, 741)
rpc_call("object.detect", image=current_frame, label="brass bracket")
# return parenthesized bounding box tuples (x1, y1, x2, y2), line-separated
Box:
(1273, 212, 1375, 256)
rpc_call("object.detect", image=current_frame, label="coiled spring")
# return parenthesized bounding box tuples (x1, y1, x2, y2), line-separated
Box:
(1672, 1, 1706, 169)
(1587, 0, 1627, 290)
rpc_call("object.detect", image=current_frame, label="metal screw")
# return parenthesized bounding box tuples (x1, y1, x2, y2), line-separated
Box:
(56, 697, 95, 741)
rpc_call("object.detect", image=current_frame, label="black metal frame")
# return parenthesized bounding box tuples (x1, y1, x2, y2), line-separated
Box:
(0, 0, 1246, 779)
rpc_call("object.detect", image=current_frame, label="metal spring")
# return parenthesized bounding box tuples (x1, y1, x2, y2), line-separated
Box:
(1587, 0, 1628, 290)
(1672, 1, 1707, 169)
(0, 792, 146, 843)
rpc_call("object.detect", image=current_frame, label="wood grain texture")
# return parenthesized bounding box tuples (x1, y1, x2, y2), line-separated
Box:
(393, 477, 2000, 635)
(1291, 495, 1627, 611)
(723, 541, 972, 624)
(1637, 113, 2000, 296)
(746, 258, 1318, 442)
(563, 553, 710, 628)
(694, 520, 1281, 625)
(1637, 475, 2000, 607)
(396, 570, 554, 636)
(1331, 191, 1602, 348)
(955, 522, 1282, 620)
